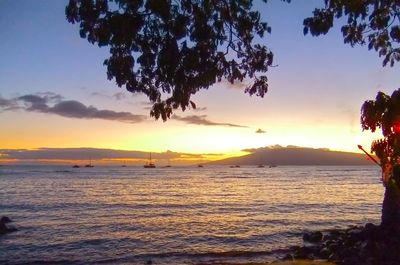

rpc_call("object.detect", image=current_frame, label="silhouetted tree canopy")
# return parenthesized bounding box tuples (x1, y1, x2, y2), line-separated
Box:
(361, 89, 400, 166)
(304, 0, 400, 166)
(361, 89, 400, 229)
(304, 0, 400, 67)
(67, 0, 400, 120)
(66, 0, 292, 121)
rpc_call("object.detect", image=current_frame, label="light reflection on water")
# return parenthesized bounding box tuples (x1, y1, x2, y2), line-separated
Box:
(0, 165, 381, 264)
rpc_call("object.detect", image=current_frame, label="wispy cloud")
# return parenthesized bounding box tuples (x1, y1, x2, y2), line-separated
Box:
(0, 93, 147, 123)
(255, 128, 266, 133)
(113, 92, 126, 100)
(192, 106, 207, 112)
(90, 91, 110, 98)
(0, 96, 19, 111)
(90, 91, 129, 101)
(173, 114, 249, 128)
(220, 80, 249, 90)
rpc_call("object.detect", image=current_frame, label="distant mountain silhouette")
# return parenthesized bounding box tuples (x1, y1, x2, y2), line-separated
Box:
(207, 147, 375, 166)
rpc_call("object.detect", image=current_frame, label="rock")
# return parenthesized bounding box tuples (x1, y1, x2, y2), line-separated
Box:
(328, 229, 343, 238)
(364, 223, 376, 231)
(282, 253, 293, 260)
(303, 231, 323, 243)
(328, 252, 341, 262)
(323, 233, 337, 242)
(342, 256, 362, 265)
(319, 247, 331, 259)
(0, 217, 17, 235)
(1, 216, 12, 223)
(363, 223, 381, 240)
(0, 224, 18, 234)
(346, 226, 363, 240)
(327, 242, 341, 253)
(283, 223, 400, 265)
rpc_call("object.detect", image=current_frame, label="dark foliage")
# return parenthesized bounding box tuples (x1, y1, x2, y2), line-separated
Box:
(304, 0, 400, 67)
(65, 0, 289, 120)
(304, 0, 400, 172)
(361, 89, 400, 166)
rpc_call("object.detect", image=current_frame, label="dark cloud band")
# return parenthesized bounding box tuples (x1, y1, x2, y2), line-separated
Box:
(0, 93, 147, 123)
(173, 115, 248, 128)
(0, 148, 217, 161)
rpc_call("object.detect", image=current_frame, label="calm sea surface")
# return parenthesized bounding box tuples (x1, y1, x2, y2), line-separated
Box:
(0, 165, 382, 264)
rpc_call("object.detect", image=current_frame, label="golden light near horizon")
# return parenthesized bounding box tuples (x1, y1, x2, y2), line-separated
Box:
(0, 107, 385, 162)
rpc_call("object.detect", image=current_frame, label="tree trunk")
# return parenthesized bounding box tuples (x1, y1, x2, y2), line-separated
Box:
(381, 184, 400, 231)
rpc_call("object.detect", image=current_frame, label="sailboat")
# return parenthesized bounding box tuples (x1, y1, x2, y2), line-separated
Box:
(84, 158, 94, 168)
(164, 158, 171, 168)
(144, 153, 156, 168)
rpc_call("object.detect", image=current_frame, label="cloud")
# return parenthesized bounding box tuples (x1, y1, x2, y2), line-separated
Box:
(242, 145, 328, 153)
(0, 148, 218, 161)
(88, 89, 136, 101)
(138, 101, 154, 111)
(221, 80, 248, 90)
(192, 106, 207, 112)
(113, 92, 126, 100)
(1, 93, 147, 123)
(90, 91, 110, 98)
(255, 128, 266, 133)
(36, 92, 64, 102)
(172, 114, 249, 128)
(0, 96, 19, 111)
(242, 147, 270, 153)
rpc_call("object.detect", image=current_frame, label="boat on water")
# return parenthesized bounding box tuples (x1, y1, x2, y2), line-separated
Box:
(197, 164, 204, 168)
(84, 159, 94, 168)
(72, 165, 80, 168)
(121, 161, 127, 167)
(163, 159, 171, 168)
(257, 165, 265, 168)
(269, 165, 277, 168)
(144, 153, 156, 168)
(144, 163, 155, 168)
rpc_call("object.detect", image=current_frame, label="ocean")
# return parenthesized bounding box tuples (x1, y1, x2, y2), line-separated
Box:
(0, 165, 382, 264)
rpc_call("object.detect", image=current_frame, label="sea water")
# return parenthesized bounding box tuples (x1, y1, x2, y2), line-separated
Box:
(0, 165, 382, 264)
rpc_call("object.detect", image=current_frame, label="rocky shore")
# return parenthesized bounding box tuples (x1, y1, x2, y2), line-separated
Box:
(283, 223, 400, 265)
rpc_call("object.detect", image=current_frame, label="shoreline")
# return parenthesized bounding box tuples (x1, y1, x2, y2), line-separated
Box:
(275, 222, 400, 265)
(3, 219, 393, 265)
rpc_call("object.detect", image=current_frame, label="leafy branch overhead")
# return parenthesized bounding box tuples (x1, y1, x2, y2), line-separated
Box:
(303, 0, 400, 67)
(66, 0, 279, 121)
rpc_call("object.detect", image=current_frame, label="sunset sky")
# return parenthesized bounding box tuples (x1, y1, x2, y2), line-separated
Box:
(1, 0, 399, 164)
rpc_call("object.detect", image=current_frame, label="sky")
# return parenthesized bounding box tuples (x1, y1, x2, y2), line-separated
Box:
(0, 0, 399, 164)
